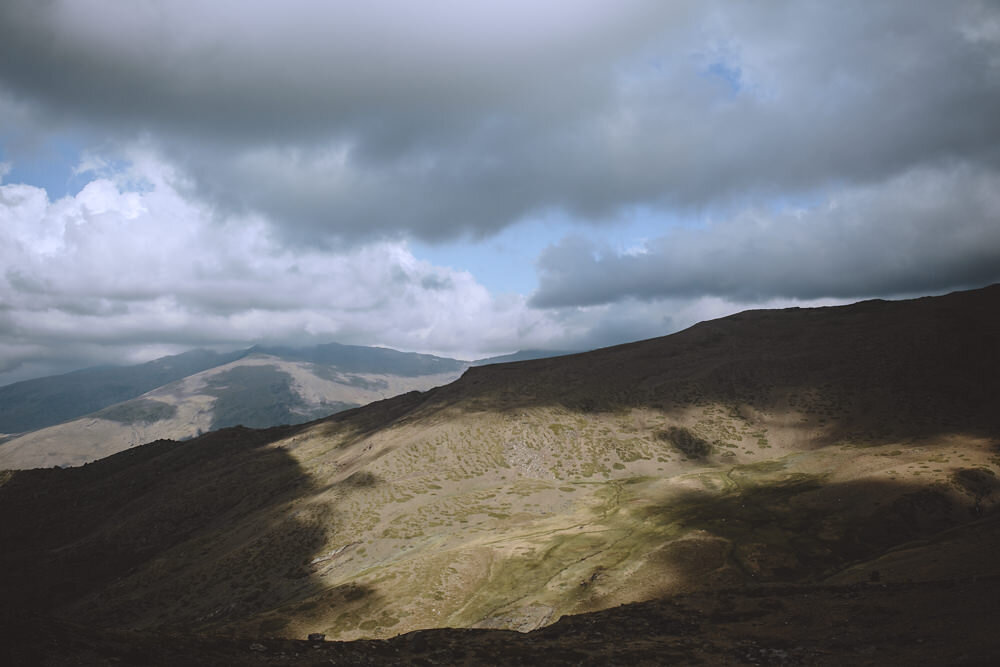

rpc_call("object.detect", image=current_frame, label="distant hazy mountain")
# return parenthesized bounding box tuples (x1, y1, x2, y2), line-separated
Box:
(0, 348, 246, 435)
(0, 344, 467, 469)
(254, 342, 467, 376)
(472, 349, 578, 366)
(2, 285, 997, 661)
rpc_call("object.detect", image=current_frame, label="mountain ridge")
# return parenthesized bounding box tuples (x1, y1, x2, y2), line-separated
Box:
(0, 343, 471, 469)
(2, 284, 998, 662)
(471, 349, 578, 366)
(0, 348, 247, 434)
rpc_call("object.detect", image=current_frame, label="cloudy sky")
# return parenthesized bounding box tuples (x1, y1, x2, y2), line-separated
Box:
(1, 1, 999, 385)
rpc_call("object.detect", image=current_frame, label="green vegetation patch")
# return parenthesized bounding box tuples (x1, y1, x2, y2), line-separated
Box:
(658, 426, 713, 460)
(342, 471, 378, 488)
(95, 399, 178, 425)
(634, 467, 978, 584)
(951, 467, 999, 502)
(641, 474, 839, 579)
(548, 423, 570, 436)
(205, 365, 356, 429)
(728, 459, 789, 479)
(451, 531, 612, 625)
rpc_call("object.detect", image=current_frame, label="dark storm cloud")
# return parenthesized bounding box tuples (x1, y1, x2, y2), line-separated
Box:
(2, 1, 997, 244)
(0, 1, 674, 145)
(531, 165, 1000, 306)
(1, 1, 999, 383)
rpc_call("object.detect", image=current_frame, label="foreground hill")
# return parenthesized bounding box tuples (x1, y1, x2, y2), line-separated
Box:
(2, 285, 999, 663)
(0, 343, 467, 469)
(6, 575, 998, 664)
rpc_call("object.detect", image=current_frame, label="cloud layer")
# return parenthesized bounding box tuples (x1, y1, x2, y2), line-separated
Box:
(532, 164, 1000, 306)
(0, 156, 551, 379)
(3, 1, 997, 243)
(1, 1, 998, 383)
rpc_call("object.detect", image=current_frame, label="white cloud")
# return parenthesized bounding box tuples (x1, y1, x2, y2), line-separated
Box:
(0, 151, 909, 385)
(0, 155, 578, 381)
(4, 152, 798, 384)
(2, 1, 999, 383)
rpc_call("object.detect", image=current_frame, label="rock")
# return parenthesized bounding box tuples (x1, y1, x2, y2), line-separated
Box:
(249, 642, 266, 652)
(308, 633, 326, 642)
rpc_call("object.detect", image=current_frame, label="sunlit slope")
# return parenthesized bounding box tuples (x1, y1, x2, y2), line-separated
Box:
(1, 285, 997, 643)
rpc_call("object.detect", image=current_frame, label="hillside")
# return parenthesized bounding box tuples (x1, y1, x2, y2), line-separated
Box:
(0, 348, 245, 435)
(2, 285, 999, 663)
(0, 345, 466, 469)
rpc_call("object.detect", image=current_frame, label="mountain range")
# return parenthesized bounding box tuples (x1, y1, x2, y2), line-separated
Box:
(2, 285, 998, 664)
(0, 344, 573, 470)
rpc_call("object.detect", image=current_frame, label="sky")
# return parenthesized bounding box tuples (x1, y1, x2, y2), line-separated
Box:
(1, 1, 999, 386)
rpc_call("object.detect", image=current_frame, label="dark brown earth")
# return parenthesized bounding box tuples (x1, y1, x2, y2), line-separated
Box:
(5, 574, 999, 665)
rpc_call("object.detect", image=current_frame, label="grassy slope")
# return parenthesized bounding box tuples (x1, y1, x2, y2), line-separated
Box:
(1, 286, 998, 655)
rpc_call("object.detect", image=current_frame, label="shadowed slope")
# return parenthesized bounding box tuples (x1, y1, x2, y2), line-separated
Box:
(7, 533, 1000, 664)
(0, 422, 355, 635)
(424, 285, 1000, 439)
